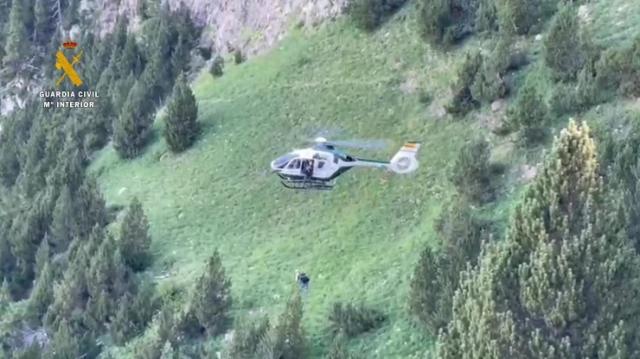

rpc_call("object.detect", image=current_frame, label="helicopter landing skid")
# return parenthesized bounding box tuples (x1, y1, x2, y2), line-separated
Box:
(280, 179, 334, 190)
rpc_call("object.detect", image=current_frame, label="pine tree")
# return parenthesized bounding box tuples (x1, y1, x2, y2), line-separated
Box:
(437, 120, 640, 358)
(325, 333, 357, 359)
(34, 0, 54, 45)
(163, 73, 200, 153)
(496, 0, 543, 35)
(119, 35, 144, 77)
(418, 0, 475, 46)
(110, 293, 134, 345)
(62, 0, 80, 29)
(27, 261, 54, 322)
(75, 177, 107, 238)
(2, 0, 30, 75)
(417, 0, 450, 45)
(119, 197, 152, 271)
(226, 316, 271, 359)
(113, 81, 155, 159)
(450, 137, 493, 203)
(210, 55, 225, 77)
(0, 278, 11, 314)
(190, 250, 232, 336)
(544, 5, 586, 82)
(50, 319, 81, 359)
(159, 340, 179, 359)
(34, 237, 50, 278)
(110, 73, 136, 120)
(49, 186, 76, 251)
(446, 51, 483, 115)
(170, 34, 190, 77)
(269, 292, 307, 359)
(409, 198, 490, 336)
(507, 80, 549, 145)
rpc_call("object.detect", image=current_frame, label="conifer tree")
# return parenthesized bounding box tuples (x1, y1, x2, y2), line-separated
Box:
(226, 316, 271, 359)
(496, 0, 543, 35)
(409, 198, 490, 336)
(210, 55, 225, 77)
(62, 0, 80, 29)
(163, 73, 200, 153)
(0, 278, 11, 314)
(160, 340, 179, 359)
(119, 35, 144, 77)
(437, 121, 640, 358)
(75, 178, 107, 238)
(326, 333, 357, 359)
(507, 80, 549, 145)
(113, 81, 155, 159)
(110, 293, 134, 345)
(418, 0, 475, 46)
(49, 186, 76, 251)
(450, 137, 493, 203)
(2, 0, 29, 74)
(446, 51, 483, 115)
(544, 5, 586, 82)
(27, 261, 54, 322)
(119, 197, 152, 271)
(171, 34, 190, 77)
(50, 319, 81, 359)
(269, 292, 307, 359)
(34, 237, 50, 278)
(190, 249, 232, 336)
(34, 0, 54, 45)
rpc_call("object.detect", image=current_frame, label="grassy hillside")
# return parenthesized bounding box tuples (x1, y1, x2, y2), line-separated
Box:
(91, 1, 640, 357)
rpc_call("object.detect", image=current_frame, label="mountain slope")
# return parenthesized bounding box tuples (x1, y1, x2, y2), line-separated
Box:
(90, 1, 640, 357)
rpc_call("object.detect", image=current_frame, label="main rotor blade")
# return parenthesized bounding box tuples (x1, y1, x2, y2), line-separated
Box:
(323, 139, 389, 150)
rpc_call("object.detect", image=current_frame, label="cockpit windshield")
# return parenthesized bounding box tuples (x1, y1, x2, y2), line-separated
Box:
(273, 154, 296, 169)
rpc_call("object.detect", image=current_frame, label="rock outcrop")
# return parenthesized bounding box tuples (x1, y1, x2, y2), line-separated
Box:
(96, 0, 350, 55)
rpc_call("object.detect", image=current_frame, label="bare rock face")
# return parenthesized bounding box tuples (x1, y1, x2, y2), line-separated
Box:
(96, 0, 350, 56)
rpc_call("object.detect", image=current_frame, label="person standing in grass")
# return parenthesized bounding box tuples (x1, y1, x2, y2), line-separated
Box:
(295, 270, 310, 296)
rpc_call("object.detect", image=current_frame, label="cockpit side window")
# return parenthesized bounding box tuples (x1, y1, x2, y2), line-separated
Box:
(287, 159, 301, 169)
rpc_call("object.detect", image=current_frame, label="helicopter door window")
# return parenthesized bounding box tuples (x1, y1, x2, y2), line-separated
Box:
(287, 159, 301, 169)
(317, 161, 325, 169)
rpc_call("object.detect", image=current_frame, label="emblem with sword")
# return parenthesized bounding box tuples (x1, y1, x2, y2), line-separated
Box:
(55, 41, 83, 87)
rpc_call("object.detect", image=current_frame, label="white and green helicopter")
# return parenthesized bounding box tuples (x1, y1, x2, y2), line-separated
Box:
(270, 137, 421, 190)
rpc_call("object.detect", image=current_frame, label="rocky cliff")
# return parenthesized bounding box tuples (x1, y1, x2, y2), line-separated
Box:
(97, 0, 350, 55)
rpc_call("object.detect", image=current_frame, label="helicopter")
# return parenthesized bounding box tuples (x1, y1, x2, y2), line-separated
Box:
(270, 137, 421, 190)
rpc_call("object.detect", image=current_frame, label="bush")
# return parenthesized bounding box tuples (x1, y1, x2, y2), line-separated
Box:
(475, 0, 499, 33)
(328, 302, 385, 338)
(446, 52, 483, 115)
(595, 35, 640, 97)
(349, 0, 408, 31)
(544, 5, 586, 82)
(234, 49, 245, 64)
(507, 80, 549, 145)
(496, 0, 554, 35)
(450, 137, 493, 203)
(418, 0, 476, 46)
(210, 55, 224, 77)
